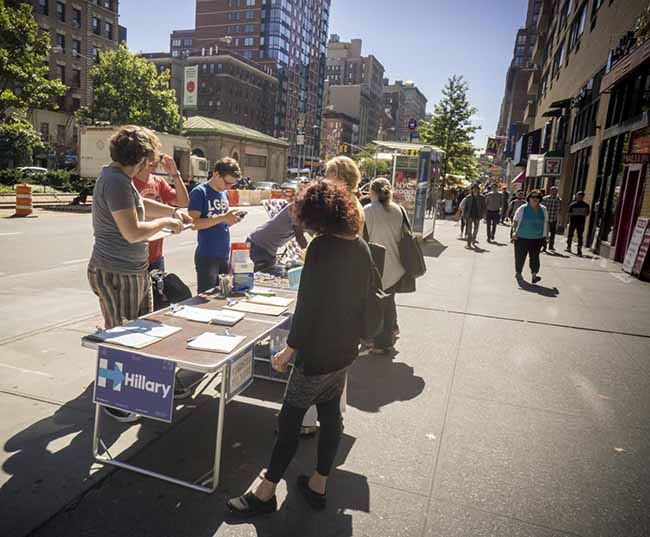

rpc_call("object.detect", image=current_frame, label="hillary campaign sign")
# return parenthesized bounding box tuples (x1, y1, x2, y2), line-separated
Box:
(94, 346, 176, 422)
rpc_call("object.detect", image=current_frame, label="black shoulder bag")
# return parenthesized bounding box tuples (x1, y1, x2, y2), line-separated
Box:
(398, 206, 427, 278)
(360, 240, 389, 340)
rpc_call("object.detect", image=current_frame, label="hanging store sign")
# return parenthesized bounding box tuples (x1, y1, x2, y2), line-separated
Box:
(183, 65, 199, 108)
(543, 157, 563, 176)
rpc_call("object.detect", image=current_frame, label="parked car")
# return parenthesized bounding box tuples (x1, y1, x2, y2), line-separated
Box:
(281, 181, 299, 191)
(256, 181, 282, 191)
(17, 166, 48, 175)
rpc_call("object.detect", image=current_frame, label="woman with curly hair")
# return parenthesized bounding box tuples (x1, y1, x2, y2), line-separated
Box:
(227, 180, 374, 516)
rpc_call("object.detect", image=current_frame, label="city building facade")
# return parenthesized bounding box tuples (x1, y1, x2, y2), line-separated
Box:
(143, 49, 278, 136)
(320, 109, 359, 160)
(325, 36, 385, 146)
(509, 0, 650, 272)
(383, 80, 427, 142)
(28, 0, 121, 166)
(171, 0, 331, 169)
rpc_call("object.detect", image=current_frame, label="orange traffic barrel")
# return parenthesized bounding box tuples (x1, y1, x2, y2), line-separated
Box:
(15, 183, 33, 217)
(227, 189, 239, 206)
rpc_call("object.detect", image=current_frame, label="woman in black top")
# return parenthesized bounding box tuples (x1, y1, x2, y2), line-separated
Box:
(227, 180, 373, 516)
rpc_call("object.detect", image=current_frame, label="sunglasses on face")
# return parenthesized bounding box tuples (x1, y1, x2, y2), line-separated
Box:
(530, 197, 541, 201)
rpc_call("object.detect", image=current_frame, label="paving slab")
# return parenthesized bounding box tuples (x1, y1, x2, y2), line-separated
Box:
(432, 397, 650, 537)
(452, 316, 650, 430)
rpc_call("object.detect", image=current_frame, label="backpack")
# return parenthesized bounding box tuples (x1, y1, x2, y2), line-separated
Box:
(150, 270, 192, 311)
(360, 240, 389, 340)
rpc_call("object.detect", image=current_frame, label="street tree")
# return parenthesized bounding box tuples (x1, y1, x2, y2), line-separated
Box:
(0, 1, 65, 166)
(78, 44, 180, 134)
(418, 75, 480, 193)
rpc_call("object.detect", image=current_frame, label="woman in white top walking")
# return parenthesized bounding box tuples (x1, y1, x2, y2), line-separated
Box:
(363, 178, 406, 354)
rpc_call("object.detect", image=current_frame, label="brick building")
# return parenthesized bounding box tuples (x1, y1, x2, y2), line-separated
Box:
(170, 0, 330, 169)
(382, 80, 428, 142)
(28, 0, 121, 166)
(321, 109, 360, 161)
(143, 50, 278, 136)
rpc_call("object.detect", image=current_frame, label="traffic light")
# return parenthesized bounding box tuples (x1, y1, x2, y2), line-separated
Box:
(404, 148, 419, 156)
(339, 144, 349, 154)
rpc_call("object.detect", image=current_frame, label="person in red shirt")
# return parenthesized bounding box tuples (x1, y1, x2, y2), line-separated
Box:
(133, 154, 190, 271)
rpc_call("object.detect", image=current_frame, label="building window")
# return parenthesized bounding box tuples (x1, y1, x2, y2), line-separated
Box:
(56, 1, 65, 21)
(58, 64, 66, 83)
(92, 17, 101, 35)
(72, 97, 81, 110)
(72, 67, 81, 87)
(172, 38, 181, 47)
(73, 7, 81, 27)
(244, 23, 255, 33)
(56, 33, 65, 53)
(245, 10, 255, 20)
(92, 46, 100, 63)
(553, 40, 565, 78)
(245, 154, 267, 168)
(103, 0, 112, 9)
(246, 0, 255, 5)
(73, 39, 81, 56)
(244, 37, 254, 47)
(568, 3, 586, 51)
(39, 0, 49, 16)
(183, 38, 192, 46)
(57, 125, 66, 144)
(172, 49, 179, 57)
(40, 123, 50, 141)
(105, 21, 113, 40)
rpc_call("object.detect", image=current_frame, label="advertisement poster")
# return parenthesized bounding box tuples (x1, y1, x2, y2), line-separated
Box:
(413, 148, 432, 234)
(183, 65, 198, 108)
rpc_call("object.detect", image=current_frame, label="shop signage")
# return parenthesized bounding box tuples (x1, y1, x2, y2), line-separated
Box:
(630, 127, 650, 154)
(183, 65, 198, 108)
(227, 349, 254, 403)
(543, 157, 563, 176)
(93, 346, 176, 422)
(632, 227, 650, 276)
(623, 217, 650, 274)
(413, 147, 432, 234)
(486, 137, 501, 156)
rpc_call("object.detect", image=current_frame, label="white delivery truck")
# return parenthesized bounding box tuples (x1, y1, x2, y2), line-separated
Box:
(78, 126, 208, 183)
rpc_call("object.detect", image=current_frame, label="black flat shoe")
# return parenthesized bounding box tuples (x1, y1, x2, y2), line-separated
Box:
(227, 491, 277, 517)
(297, 475, 326, 510)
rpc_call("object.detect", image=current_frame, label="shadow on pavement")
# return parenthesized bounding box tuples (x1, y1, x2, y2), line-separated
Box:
(421, 239, 447, 258)
(545, 250, 571, 259)
(347, 353, 425, 413)
(517, 279, 560, 297)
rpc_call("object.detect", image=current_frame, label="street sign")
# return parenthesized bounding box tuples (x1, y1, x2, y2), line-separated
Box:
(93, 346, 176, 422)
(227, 350, 254, 402)
(183, 65, 198, 108)
(408, 118, 418, 130)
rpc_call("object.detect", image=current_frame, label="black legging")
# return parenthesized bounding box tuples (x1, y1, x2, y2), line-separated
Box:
(265, 394, 343, 483)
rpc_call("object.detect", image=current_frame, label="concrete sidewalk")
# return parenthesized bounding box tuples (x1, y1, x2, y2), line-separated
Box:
(2, 218, 649, 537)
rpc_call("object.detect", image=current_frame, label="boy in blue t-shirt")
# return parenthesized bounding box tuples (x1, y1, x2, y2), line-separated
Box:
(188, 157, 244, 293)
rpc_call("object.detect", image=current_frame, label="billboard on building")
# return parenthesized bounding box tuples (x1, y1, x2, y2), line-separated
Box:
(183, 65, 198, 108)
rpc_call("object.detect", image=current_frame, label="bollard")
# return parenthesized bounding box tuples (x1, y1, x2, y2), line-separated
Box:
(14, 183, 33, 217)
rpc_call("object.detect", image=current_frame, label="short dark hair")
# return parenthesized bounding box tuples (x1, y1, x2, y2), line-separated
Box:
(213, 157, 241, 179)
(293, 180, 361, 236)
(109, 126, 160, 166)
(576, 191, 585, 196)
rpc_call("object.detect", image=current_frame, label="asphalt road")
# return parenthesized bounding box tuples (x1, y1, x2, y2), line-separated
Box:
(0, 207, 269, 342)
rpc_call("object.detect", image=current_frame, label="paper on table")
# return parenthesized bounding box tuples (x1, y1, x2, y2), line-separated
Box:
(248, 287, 276, 297)
(147, 223, 193, 242)
(167, 306, 245, 326)
(225, 301, 288, 316)
(87, 320, 182, 349)
(187, 332, 246, 353)
(246, 295, 294, 307)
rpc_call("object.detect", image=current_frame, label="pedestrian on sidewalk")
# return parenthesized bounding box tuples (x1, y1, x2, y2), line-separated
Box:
(484, 185, 502, 242)
(87, 126, 191, 422)
(500, 186, 509, 224)
(227, 180, 373, 517)
(132, 153, 190, 272)
(511, 190, 548, 283)
(458, 183, 486, 248)
(566, 191, 590, 256)
(324, 156, 365, 234)
(506, 189, 526, 223)
(541, 186, 561, 252)
(188, 158, 244, 293)
(455, 188, 468, 238)
(363, 178, 407, 355)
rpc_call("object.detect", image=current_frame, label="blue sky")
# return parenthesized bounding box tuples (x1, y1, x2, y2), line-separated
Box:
(120, 0, 528, 150)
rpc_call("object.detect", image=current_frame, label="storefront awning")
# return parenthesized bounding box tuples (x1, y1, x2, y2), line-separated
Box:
(526, 154, 545, 177)
(512, 171, 526, 184)
(549, 98, 571, 109)
(601, 39, 650, 93)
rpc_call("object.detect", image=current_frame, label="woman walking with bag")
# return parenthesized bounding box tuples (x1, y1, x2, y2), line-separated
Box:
(363, 178, 408, 354)
(227, 180, 374, 516)
(511, 190, 548, 283)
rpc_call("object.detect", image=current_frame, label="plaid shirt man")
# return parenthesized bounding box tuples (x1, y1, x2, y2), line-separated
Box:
(541, 195, 562, 222)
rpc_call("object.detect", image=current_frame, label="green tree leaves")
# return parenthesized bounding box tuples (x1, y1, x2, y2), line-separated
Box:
(78, 44, 180, 134)
(418, 75, 481, 191)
